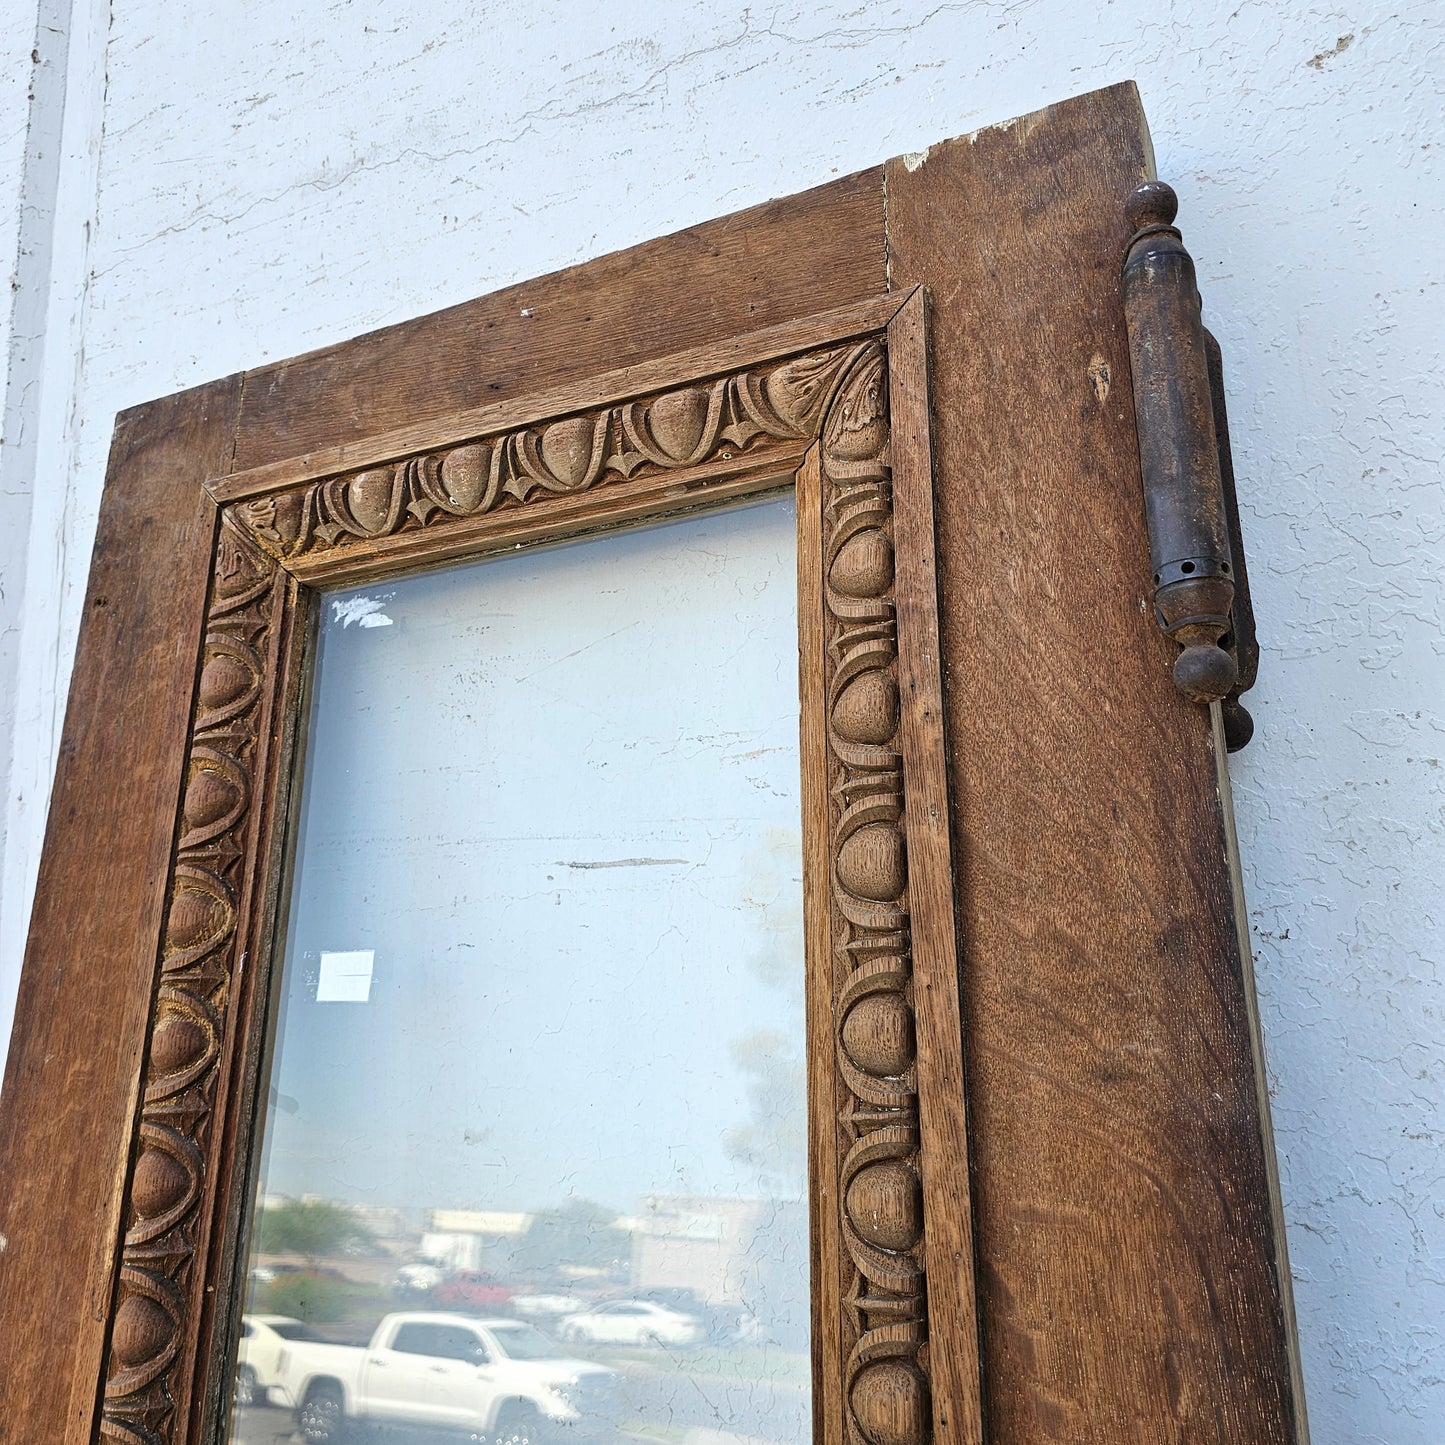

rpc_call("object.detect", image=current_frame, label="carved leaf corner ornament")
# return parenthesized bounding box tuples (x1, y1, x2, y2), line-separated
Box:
(99, 322, 955, 1445)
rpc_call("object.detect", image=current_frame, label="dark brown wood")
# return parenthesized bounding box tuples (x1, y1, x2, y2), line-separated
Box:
(188, 561, 308, 1445)
(223, 319, 906, 578)
(229, 169, 886, 472)
(885, 82, 1299, 1443)
(810, 336, 960, 1445)
(0, 79, 1305, 1445)
(96, 520, 293, 1445)
(60, 304, 976, 1445)
(0, 378, 239, 1443)
(220, 297, 912, 588)
(253, 442, 816, 586)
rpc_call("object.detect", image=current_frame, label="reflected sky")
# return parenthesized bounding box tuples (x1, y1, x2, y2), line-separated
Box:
(258, 494, 806, 1218)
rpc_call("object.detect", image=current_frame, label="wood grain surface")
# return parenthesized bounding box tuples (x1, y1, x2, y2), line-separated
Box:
(0, 81, 1303, 1445)
(0, 379, 239, 1442)
(885, 81, 1299, 1443)
(796, 443, 846, 1445)
(230, 169, 886, 472)
(210, 293, 905, 505)
(887, 292, 985, 1445)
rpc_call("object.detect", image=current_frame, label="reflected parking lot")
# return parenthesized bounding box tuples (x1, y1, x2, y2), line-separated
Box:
(232, 1337, 809, 1445)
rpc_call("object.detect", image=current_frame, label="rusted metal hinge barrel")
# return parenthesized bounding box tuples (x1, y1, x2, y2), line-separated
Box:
(1122, 180, 1257, 749)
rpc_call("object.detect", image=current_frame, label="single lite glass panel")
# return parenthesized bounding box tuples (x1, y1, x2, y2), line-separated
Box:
(225, 496, 810, 1445)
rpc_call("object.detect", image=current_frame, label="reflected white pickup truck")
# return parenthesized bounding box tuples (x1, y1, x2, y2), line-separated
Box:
(265, 1311, 622, 1444)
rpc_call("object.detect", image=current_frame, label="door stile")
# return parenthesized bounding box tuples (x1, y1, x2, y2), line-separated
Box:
(99, 515, 291, 1445)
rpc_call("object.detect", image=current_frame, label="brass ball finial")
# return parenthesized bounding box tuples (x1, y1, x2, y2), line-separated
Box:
(1125, 180, 1179, 234)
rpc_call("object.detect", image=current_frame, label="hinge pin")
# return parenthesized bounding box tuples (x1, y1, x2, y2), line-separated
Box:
(1122, 180, 1256, 745)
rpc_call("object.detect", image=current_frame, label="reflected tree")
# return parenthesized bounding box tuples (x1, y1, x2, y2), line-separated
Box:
(255, 1198, 370, 1264)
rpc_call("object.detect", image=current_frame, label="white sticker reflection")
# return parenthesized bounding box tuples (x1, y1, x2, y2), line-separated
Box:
(315, 950, 375, 1003)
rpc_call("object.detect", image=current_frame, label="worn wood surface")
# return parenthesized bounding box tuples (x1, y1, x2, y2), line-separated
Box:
(188, 561, 307, 1445)
(63, 314, 971, 1445)
(94, 517, 294, 1445)
(0, 379, 238, 1444)
(230, 169, 886, 472)
(885, 82, 1298, 1442)
(796, 444, 844, 1445)
(0, 177, 891, 1445)
(210, 293, 905, 506)
(0, 80, 1302, 1445)
(811, 337, 947, 1445)
(887, 292, 984, 1445)
(257, 441, 816, 586)
(222, 304, 916, 587)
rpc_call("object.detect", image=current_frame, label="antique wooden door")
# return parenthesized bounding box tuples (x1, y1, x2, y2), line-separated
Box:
(0, 82, 1305, 1445)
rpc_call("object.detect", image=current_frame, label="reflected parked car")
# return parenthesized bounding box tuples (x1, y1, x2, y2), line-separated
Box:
(511, 1292, 581, 1319)
(557, 1299, 703, 1347)
(235, 1314, 326, 1408)
(433, 1270, 512, 1309)
(393, 1262, 446, 1295)
(267, 1311, 622, 1442)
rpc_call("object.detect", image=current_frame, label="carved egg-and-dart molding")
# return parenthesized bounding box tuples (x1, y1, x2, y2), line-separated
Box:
(101, 519, 283, 1445)
(236, 342, 870, 561)
(819, 345, 932, 1445)
(100, 333, 935, 1445)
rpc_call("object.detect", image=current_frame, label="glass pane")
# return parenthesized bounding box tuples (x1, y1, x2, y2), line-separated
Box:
(224, 495, 810, 1445)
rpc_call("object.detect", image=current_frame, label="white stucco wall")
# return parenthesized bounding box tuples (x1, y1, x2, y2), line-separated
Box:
(0, 3, 1440, 1441)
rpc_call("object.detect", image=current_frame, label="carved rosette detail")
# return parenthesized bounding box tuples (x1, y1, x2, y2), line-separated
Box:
(821, 345, 931, 1445)
(100, 520, 281, 1445)
(235, 345, 864, 559)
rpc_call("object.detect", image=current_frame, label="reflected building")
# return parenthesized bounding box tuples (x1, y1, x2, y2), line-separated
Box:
(422, 1209, 533, 1274)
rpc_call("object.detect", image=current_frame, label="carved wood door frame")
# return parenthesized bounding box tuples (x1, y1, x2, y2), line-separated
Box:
(109, 291, 983, 1445)
(0, 82, 1306, 1445)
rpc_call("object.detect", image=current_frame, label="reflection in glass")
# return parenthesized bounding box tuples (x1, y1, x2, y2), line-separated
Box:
(225, 496, 810, 1445)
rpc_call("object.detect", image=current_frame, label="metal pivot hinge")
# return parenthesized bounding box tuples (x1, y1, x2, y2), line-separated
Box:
(1122, 180, 1259, 751)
